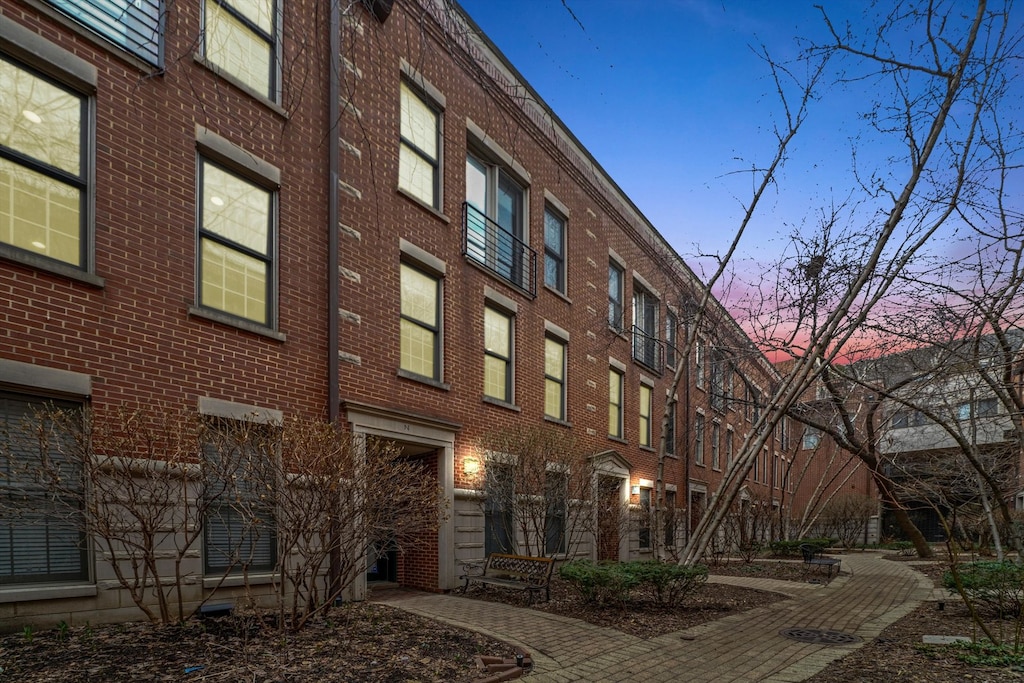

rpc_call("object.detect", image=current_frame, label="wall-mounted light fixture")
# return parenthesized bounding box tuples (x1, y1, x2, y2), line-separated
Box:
(463, 456, 481, 476)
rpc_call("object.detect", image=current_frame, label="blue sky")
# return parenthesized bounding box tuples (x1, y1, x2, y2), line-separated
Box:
(455, 0, 1014, 283)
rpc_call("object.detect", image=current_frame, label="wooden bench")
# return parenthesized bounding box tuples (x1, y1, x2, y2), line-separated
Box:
(459, 553, 555, 603)
(799, 544, 841, 579)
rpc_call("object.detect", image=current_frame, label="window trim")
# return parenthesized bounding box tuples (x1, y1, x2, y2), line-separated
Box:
(638, 382, 653, 449)
(608, 366, 625, 439)
(544, 335, 567, 422)
(399, 261, 444, 386)
(694, 411, 705, 466)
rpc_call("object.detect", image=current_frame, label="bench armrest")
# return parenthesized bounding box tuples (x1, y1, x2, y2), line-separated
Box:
(460, 561, 484, 576)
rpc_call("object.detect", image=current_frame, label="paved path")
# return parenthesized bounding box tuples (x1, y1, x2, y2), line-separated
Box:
(373, 552, 935, 682)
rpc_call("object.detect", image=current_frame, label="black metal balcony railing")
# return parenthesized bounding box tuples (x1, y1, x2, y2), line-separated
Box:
(631, 325, 663, 374)
(463, 203, 536, 297)
(48, 0, 162, 66)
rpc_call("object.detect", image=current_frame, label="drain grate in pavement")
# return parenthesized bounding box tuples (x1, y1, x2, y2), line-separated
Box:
(779, 627, 863, 645)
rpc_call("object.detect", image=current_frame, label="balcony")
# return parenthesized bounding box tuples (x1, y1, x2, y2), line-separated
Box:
(463, 203, 536, 297)
(631, 324, 663, 374)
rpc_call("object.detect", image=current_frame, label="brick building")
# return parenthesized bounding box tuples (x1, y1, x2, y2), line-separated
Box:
(0, 0, 800, 629)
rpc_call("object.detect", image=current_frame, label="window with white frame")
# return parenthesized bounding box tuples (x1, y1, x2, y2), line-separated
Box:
(198, 158, 275, 326)
(0, 56, 89, 270)
(49, 0, 161, 65)
(398, 81, 440, 208)
(203, 0, 277, 100)
(0, 393, 88, 586)
(608, 260, 624, 331)
(543, 206, 566, 293)
(608, 367, 624, 438)
(544, 336, 567, 420)
(639, 383, 653, 447)
(483, 305, 513, 403)
(400, 262, 442, 381)
(694, 412, 705, 466)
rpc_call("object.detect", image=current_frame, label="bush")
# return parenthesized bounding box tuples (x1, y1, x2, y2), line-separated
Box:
(559, 560, 707, 606)
(943, 561, 1024, 617)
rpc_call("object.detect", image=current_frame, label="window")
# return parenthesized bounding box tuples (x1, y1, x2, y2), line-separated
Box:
(694, 412, 705, 466)
(0, 394, 88, 586)
(665, 311, 678, 369)
(891, 409, 925, 429)
(544, 337, 566, 420)
(726, 427, 734, 466)
(695, 341, 705, 388)
(485, 461, 515, 555)
(632, 285, 659, 370)
(663, 489, 677, 547)
(544, 470, 567, 555)
(710, 350, 726, 412)
(665, 398, 676, 455)
(0, 57, 88, 269)
(976, 398, 998, 417)
(483, 306, 512, 403)
(711, 422, 721, 470)
(198, 159, 274, 325)
(608, 261, 624, 330)
(49, 0, 161, 65)
(543, 207, 566, 293)
(780, 417, 790, 450)
(639, 384, 652, 447)
(802, 427, 822, 450)
(773, 454, 780, 489)
(398, 81, 440, 208)
(638, 486, 651, 550)
(608, 368, 624, 438)
(762, 448, 769, 484)
(400, 262, 441, 381)
(465, 153, 532, 292)
(203, 421, 277, 575)
(203, 0, 277, 100)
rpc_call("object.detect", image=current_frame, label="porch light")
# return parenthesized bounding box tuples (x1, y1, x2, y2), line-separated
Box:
(463, 456, 481, 476)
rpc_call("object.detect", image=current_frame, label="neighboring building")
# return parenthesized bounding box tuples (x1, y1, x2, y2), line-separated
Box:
(0, 0, 798, 630)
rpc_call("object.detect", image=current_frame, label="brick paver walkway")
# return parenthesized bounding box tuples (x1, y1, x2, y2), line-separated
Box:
(373, 552, 934, 682)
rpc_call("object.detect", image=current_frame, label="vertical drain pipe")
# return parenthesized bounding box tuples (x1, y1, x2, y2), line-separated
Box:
(327, 0, 342, 599)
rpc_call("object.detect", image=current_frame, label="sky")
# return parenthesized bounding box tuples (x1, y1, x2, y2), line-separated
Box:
(455, 0, 1022, 296)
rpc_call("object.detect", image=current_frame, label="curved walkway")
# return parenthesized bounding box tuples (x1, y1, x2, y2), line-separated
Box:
(373, 552, 934, 682)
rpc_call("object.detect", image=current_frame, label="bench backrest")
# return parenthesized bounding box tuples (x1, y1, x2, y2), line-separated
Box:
(485, 553, 555, 585)
(799, 544, 820, 562)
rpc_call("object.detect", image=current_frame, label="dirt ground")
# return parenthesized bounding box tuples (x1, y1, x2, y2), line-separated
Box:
(1, 556, 1021, 682)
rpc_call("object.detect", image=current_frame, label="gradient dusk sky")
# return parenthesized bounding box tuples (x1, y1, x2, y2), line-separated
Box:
(455, 0, 1021, 288)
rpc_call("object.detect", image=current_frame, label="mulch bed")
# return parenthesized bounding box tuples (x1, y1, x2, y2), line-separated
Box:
(2, 557, 1022, 681)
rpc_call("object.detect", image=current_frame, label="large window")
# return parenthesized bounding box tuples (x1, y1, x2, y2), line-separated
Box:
(710, 349, 727, 412)
(637, 486, 652, 550)
(632, 285, 659, 370)
(398, 81, 440, 208)
(544, 337, 566, 420)
(203, 0, 277, 99)
(49, 0, 162, 65)
(0, 57, 88, 269)
(198, 159, 274, 325)
(0, 394, 88, 585)
(483, 306, 513, 403)
(465, 153, 532, 292)
(203, 422, 276, 575)
(543, 207, 566, 293)
(544, 469, 567, 555)
(608, 367, 624, 438)
(639, 384, 652, 448)
(608, 261, 624, 330)
(400, 262, 441, 381)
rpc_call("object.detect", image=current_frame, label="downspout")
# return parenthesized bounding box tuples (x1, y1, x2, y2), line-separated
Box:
(327, 0, 341, 598)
